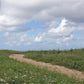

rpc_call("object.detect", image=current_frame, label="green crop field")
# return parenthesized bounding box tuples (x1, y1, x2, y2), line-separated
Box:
(0, 50, 84, 83)
(24, 49, 84, 72)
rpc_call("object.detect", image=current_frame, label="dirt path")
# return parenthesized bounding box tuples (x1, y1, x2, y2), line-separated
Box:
(9, 54, 84, 81)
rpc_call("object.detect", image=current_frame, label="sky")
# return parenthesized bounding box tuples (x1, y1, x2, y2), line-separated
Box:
(0, 0, 84, 51)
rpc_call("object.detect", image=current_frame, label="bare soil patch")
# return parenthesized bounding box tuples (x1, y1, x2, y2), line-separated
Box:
(9, 54, 84, 81)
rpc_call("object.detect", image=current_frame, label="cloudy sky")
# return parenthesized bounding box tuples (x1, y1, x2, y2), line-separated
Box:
(0, 0, 84, 51)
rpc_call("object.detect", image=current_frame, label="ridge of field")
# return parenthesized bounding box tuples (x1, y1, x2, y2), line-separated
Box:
(24, 49, 84, 72)
(0, 50, 84, 83)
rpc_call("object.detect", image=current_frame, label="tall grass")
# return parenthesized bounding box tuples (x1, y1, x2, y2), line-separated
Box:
(0, 50, 84, 83)
(24, 49, 84, 71)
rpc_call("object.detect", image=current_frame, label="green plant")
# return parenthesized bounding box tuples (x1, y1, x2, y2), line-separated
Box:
(24, 49, 84, 71)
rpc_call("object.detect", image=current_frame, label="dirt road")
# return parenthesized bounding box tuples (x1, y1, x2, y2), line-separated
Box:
(9, 54, 84, 81)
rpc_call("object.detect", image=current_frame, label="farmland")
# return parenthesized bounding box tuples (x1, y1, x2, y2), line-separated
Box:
(0, 50, 84, 83)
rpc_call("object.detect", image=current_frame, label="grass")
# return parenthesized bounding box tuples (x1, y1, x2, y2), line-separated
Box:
(24, 49, 84, 71)
(0, 50, 84, 83)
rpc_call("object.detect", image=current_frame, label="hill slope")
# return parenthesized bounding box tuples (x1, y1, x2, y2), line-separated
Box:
(24, 49, 84, 71)
(0, 50, 84, 83)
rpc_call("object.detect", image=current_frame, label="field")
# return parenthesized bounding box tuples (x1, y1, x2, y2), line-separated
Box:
(24, 49, 84, 71)
(0, 50, 84, 83)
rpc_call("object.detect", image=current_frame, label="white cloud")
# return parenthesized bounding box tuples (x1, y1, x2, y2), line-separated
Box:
(34, 36, 42, 42)
(37, 19, 75, 40)
(34, 33, 45, 42)
(0, 0, 84, 50)
(48, 19, 75, 37)
(25, 42, 31, 46)
(33, 18, 83, 45)
(63, 34, 73, 42)
(3, 32, 34, 48)
(0, 0, 84, 32)
(4, 32, 9, 36)
(43, 20, 59, 28)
